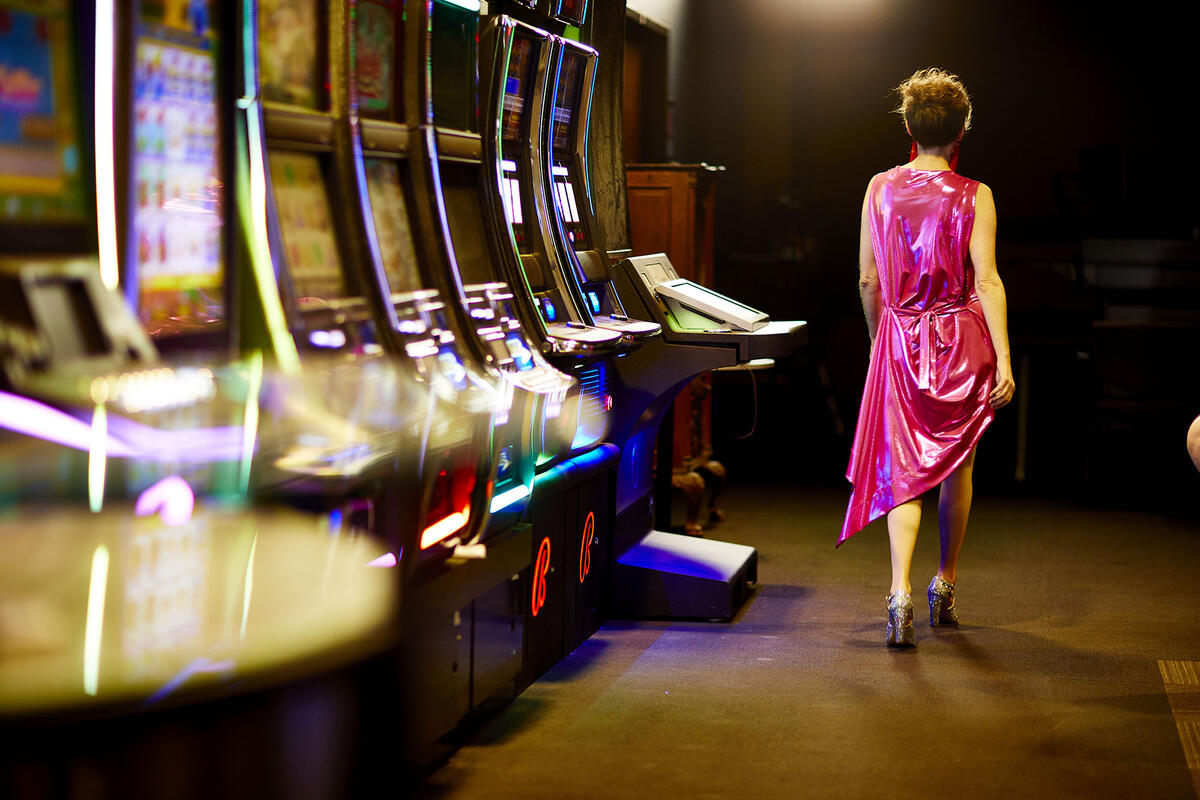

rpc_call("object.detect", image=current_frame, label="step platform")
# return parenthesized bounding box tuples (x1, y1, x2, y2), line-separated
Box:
(611, 530, 757, 621)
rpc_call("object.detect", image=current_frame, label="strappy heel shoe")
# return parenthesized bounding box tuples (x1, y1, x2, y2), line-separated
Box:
(885, 592, 916, 647)
(927, 576, 959, 626)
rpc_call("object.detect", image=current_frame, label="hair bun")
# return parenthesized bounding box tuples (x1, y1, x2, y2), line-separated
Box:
(894, 68, 972, 148)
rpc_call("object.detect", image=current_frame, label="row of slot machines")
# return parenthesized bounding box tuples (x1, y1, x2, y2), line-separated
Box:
(0, 0, 805, 788)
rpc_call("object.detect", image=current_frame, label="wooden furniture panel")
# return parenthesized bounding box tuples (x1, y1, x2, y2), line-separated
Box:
(626, 164, 724, 532)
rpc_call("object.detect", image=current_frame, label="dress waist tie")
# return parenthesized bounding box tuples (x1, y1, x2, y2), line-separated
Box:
(888, 304, 971, 391)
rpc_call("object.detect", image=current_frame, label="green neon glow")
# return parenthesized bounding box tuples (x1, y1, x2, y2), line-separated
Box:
(236, 0, 300, 374)
(83, 545, 109, 696)
(88, 403, 107, 513)
(240, 530, 258, 640)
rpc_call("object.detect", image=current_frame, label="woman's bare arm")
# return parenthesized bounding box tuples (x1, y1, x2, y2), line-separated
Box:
(969, 183, 1015, 409)
(1188, 415, 1200, 473)
(859, 177, 882, 344)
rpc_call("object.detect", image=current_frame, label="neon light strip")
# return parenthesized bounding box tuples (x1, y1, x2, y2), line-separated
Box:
(0, 391, 133, 456)
(502, 159, 518, 172)
(83, 545, 110, 696)
(239, 110, 301, 374)
(240, 530, 258, 640)
(440, 0, 482, 10)
(420, 506, 470, 549)
(489, 483, 531, 514)
(551, 165, 569, 176)
(88, 404, 108, 513)
(94, 0, 119, 290)
(103, 416, 245, 463)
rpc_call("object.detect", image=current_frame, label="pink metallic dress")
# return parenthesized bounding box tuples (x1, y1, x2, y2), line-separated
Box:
(839, 167, 996, 546)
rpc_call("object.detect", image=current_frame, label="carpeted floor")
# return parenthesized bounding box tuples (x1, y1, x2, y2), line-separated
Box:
(418, 485, 1200, 799)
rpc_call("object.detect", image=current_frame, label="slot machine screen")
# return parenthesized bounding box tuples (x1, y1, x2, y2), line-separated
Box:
(0, 2, 87, 225)
(501, 35, 535, 143)
(133, 0, 226, 336)
(357, 0, 399, 120)
(430, 0, 476, 132)
(439, 164, 494, 287)
(555, 0, 587, 26)
(363, 158, 422, 294)
(268, 151, 348, 302)
(551, 51, 583, 152)
(258, 0, 323, 109)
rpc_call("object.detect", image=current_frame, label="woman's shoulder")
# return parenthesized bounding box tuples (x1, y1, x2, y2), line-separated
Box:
(866, 167, 901, 192)
(953, 173, 991, 198)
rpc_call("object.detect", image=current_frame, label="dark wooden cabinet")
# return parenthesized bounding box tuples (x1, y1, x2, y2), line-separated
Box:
(626, 163, 725, 533)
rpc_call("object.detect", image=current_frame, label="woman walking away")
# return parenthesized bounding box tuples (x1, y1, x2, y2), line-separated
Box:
(839, 68, 1015, 647)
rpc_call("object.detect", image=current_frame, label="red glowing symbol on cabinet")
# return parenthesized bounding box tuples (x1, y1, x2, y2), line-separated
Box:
(579, 511, 595, 584)
(531, 536, 551, 617)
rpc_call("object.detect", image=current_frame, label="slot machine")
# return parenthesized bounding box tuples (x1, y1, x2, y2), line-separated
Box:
(0, 7, 401, 795)
(474, 10, 633, 681)
(0, 0, 250, 506)
(226, 0, 498, 579)
(348, 0, 565, 560)
(430, 2, 622, 458)
(523, 24, 809, 621)
(416, 0, 627, 688)
(334, 0, 567, 754)
(543, 39, 659, 343)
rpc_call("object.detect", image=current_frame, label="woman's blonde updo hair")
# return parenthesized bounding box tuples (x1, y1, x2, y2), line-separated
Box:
(894, 68, 972, 148)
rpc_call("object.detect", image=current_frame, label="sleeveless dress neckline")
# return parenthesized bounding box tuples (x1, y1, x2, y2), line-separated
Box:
(838, 167, 996, 546)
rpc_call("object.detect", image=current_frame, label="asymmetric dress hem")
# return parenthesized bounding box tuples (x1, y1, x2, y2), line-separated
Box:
(837, 414, 991, 548)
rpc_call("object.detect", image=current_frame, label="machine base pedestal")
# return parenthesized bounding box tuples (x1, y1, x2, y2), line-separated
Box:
(611, 530, 756, 621)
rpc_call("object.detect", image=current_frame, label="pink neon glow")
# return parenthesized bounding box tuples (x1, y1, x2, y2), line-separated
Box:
(366, 552, 398, 568)
(104, 416, 247, 463)
(0, 391, 135, 457)
(135, 475, 196, 526)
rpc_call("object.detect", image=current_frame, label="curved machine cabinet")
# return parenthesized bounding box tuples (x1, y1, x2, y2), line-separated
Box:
(0, 504, 401, 799)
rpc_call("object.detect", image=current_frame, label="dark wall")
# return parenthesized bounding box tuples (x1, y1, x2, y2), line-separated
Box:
(676, 0, 1200, 254)
(668, 0, 1200, 509)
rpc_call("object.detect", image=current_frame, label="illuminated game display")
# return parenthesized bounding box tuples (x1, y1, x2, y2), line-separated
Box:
(0, 1, 86, 223)
(258, 0, 322, 108)
(550, 51, 579, 152)
(364, 158, 422, 294)
(500, 36, 534, 249)
(132, 0, 225, 335)
(550, 51, 587, 249)
(554, 0, 587, 26)
(268, 151, 347, 301)
(501, 34, 533, 143)
(356, 0, 398, 118)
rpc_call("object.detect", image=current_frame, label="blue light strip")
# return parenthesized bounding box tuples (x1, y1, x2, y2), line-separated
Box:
(490, 483, 531, 514)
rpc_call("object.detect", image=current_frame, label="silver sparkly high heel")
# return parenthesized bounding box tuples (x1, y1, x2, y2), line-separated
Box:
(927, 576, 959, 626)
(885, 592, 916, 647)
